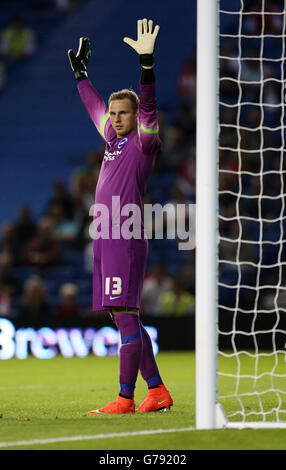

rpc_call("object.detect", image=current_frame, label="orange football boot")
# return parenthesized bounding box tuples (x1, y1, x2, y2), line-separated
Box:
(136, 384, 173, 412)
(88, 395, 135, 415)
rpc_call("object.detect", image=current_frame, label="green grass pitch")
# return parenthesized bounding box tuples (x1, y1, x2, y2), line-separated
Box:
(0, 351, 285, 450)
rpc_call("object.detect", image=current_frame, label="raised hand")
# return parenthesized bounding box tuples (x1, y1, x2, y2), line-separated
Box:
(123, 19, 160, 56)
(68, 37, 91, 82)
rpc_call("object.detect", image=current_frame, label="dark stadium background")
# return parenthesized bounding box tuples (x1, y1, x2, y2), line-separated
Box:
(0, 0, 283, 354)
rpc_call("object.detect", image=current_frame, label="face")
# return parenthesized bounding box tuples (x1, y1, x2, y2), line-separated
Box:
(109, 98, 137, 138)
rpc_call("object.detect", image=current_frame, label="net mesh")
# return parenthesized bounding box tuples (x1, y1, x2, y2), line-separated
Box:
(218, 0, 286, 424)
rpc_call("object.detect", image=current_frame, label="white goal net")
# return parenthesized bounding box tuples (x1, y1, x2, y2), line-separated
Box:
(218, 0, 286, 427)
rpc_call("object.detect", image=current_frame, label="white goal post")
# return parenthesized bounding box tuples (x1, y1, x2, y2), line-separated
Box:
(195, 0, 219, 430)
(196, 0, 286, 430)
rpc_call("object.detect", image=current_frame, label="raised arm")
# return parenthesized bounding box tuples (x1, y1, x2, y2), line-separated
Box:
(124, 19, 162, 154)
(68, 37, 115, 142)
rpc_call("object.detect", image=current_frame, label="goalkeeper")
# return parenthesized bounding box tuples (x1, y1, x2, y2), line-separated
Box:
(68, 19, 173, 414)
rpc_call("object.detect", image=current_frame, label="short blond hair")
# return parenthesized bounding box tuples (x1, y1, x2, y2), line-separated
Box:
(108, 89, 139, 113)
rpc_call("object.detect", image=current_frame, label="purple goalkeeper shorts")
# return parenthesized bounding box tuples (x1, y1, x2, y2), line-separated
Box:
(92, 237, 148, 311)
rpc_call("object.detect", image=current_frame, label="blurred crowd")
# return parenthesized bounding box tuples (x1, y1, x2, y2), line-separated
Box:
(0, 80, 197, 319)
(0, 15, 35, 91)
(0, 1, 198, 322)
(0, 28, 197, 320)
(0, 0, 285, 322)
(0, 0, 85, 93)
(219, 0, 286, 313)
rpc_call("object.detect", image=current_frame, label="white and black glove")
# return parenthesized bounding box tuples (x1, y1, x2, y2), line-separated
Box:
(123, 18, 160, 67)
(68, 37, 91, 82)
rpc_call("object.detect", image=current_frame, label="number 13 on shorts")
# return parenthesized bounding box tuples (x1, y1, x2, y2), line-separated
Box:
(105, 277, 122, 295)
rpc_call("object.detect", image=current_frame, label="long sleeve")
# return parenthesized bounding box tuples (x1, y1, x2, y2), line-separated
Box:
(138, 82, 162, 155)
(77, 79, 116, 142)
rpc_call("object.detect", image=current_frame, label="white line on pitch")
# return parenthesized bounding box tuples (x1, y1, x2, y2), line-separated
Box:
(0, 427, 195, 448)
(0, 385, 43, 391)
(0, 384, 85, 391)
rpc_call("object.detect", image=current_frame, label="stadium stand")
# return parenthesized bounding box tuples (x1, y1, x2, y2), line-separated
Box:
(2, 0, 279, 320)
(0, 0, 197, 319)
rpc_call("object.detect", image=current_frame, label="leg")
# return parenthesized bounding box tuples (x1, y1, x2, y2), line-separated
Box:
(139, 320, 163, 388)
(136, 320, 173, 412)
(112, 310, 142, 399)
(111, 307, 163, 389)
(88, 308, 142, 415)
(111, 310, 173, 413)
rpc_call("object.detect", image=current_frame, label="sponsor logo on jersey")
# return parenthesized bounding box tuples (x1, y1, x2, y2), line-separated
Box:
(103, 150, 122, 161)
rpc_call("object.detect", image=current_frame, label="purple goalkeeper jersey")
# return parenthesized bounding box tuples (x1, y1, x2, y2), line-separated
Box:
(77, 79, 162, 238)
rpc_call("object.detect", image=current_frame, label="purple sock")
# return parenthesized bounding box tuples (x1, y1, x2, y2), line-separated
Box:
(139, 321, 163, 388)
(114, 313, 142, 399)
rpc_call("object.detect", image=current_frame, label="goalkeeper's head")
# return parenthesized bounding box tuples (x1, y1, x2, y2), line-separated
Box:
(108, 89, 139, 138)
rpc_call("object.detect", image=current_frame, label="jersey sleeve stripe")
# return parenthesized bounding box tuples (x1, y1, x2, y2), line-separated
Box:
(100, 113, 110, 138)
(140, 123, 159, 134)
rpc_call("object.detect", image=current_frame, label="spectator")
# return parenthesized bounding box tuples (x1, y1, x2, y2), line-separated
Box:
(0, 221, 20, 265)
(176, 102, 195, 141)
(160, 125, 190, 171)
(46, 180, 74, 220)
(177, 56, 196, 103)
(0, 17, 36, 61)
(21, 275, 51, 321)
(219, 40, 239, 101)
(71, 195, 91, 250)
(85, 147, 104, 172)
(219, 107, 239, 152)
(0, 286, 14, 317)
(22, 217, 60, 267)
(56, 283, 80, 317)
(15, 205, 36, 248)
(81, 173, 97, 212)
(48, 201, 79, 245)
(70, 169, 97, 213)
(179, 146, 196, 198)
(244, 0, 284, 35)
(141, 263, 173, 315)
(0, 252, 19, 318)
(0, 252, 19, 296)
(178, 253, 195, 295)
(157, 277, 195, 316)
(240, 48, 261, 100)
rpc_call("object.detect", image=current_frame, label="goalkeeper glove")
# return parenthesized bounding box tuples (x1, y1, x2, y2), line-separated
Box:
(123, 18, 160, 67)
(68, 37, 91, 82)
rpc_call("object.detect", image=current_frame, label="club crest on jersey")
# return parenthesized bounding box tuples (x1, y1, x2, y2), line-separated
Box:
(118, 137, 128, 149)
